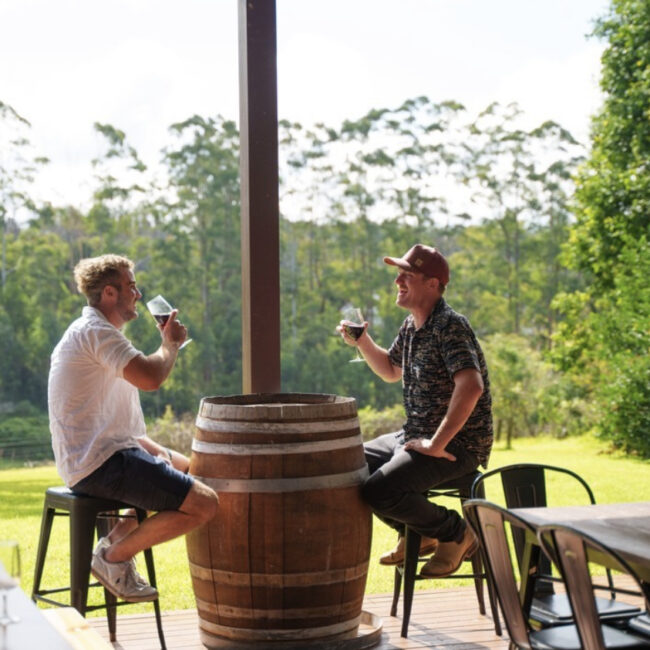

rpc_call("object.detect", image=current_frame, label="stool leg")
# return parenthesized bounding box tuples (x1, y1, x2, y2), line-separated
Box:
(69, 508, 97, 615)
(389, 532, 403, 617)
(469, 480, 502, 635)
(95, 515, 118, 642)
(390, 565, 402, 617)
(401, 528, 421, 638)
(104, 588, 118, 642)
(152, 596, 167, 650)
(136, 509, 166, 650)
(32, 504, 55, 600)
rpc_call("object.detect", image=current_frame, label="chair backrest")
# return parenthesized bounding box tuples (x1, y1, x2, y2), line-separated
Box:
(463, 499, 537, 649)
(538, 524, 650, 650)
(470, 463, 596, 507)
(470, 464, 596, 575)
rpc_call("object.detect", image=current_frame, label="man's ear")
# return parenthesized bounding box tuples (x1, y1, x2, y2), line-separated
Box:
(102, 284, 117, 301)
(426, 276, 440, 290)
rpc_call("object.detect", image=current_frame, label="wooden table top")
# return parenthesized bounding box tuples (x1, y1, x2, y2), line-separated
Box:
(511, 501, 650, 581)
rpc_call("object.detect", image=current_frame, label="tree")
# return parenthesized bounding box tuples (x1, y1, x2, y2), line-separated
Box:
(458, 103, 583, 338)
(161, 115, 242, 404)
(483, 333, 590, 448)
(87, 122, 149, 245)
(553, 0, 650, 455)
(0, 101, 48, 288)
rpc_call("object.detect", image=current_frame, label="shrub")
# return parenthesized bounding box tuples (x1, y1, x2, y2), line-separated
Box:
(146, 405, 195, 456)
(357, 404, 404, 441)
(0, 412, 52, 462)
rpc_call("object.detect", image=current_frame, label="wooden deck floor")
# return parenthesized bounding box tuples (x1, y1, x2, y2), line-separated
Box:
(88, 585, 508, 649)
(86, 575, 645, 649)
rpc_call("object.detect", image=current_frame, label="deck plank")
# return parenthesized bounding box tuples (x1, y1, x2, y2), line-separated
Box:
(86, 576, 644, 649)
(87, 585, 506, 649)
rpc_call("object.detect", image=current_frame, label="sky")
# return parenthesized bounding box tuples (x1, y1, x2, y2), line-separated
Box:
(0, 0, 611, 212)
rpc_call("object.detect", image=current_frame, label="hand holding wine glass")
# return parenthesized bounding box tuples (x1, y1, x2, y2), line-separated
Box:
(146, 295, 192, 350)
(0, 540, 21, 628)
(339, 306, 366, 363)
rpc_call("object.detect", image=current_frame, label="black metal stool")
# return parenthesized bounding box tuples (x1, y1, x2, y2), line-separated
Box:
(389, 470, 501, 638)
(31, 486, 166, 649)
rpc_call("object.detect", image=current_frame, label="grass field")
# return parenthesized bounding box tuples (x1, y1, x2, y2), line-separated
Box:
(1, 435, 647, 615)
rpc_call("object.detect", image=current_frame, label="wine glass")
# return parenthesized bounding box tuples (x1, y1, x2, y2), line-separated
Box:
(0, 540, 21, 628)
(340, 306, 366, 363)
(146, 294, 192, 350)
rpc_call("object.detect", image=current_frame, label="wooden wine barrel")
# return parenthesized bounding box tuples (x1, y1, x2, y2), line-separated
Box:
(186, 393, 373, 649)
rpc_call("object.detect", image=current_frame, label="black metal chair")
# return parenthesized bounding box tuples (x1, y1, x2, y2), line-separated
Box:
(464, 499, 647, 649)
(32, 486, 166, 649)
(389, 469, 501, 638)
(538, 523, 650, 649)
(470, 463, 640, 628)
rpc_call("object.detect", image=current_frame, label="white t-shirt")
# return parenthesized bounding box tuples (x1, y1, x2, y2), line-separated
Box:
(48, 306, 147, 486)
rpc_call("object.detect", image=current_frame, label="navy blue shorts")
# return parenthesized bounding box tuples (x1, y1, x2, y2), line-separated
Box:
(71, 447, 194, 512)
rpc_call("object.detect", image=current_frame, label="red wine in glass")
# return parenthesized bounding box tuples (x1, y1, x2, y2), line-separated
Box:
(145, 295, 192, 349)
(341, 307, 366, 362)
(343, 322, 365, 340)
(154, 313, 171, 326)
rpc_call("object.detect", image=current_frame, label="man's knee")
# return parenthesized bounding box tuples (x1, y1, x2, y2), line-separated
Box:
(361, 472, 400, 509)
(182, 480, 219, 524)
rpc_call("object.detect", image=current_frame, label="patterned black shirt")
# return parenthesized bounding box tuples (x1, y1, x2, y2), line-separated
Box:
(387, 298, 493, 467)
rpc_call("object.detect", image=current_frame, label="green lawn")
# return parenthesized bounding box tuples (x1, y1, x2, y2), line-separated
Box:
(1, 435, 647, 615)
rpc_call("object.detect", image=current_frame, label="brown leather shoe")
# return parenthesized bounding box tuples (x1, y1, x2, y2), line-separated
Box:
(379, 535, 439, 565)
(419, 525, 478, 578)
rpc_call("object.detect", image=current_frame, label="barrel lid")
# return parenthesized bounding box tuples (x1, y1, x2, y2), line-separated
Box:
(198, 393, 358, 421)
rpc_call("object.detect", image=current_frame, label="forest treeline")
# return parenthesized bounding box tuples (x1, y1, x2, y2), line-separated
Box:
(0, 0, 648, 457)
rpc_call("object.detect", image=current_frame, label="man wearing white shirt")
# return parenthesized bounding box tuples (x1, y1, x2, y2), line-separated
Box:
(48, 254, 218, 602)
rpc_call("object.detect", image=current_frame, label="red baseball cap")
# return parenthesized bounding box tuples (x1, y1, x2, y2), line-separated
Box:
(384, 244, 450, 285)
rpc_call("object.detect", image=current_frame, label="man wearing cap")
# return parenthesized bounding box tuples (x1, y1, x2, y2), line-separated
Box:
(337, 244, 492, 577)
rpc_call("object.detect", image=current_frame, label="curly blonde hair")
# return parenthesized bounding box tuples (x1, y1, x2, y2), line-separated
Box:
(73, 254, 134, 306)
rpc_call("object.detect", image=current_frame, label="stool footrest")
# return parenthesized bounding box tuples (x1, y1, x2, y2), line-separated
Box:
(33, 595, 71, 608)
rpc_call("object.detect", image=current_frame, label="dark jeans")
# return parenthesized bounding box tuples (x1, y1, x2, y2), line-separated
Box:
(361, 431, 479, 542)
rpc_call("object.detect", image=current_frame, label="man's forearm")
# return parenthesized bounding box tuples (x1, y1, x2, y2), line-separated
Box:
(357, 334, 402, 382)
(147, 342, 180, 387)
(139, 435, 190, 472)
(123, 342, 179, 391)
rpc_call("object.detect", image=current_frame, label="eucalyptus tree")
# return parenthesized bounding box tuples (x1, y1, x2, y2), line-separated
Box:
(88, 122, 150, 247)
(457, 102, 583, 338)
(0, 101, 52, 406)
(159, 115, 242, 405)
(0, 101, 48, 288)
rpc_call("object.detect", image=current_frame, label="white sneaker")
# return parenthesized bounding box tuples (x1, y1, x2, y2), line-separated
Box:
(94, 537, 152, 590)
(129, 556, 152, 590)
(91, 548, 158, 602)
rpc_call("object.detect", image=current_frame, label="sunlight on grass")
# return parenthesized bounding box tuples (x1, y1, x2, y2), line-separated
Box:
(1, 435, 647, 614)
